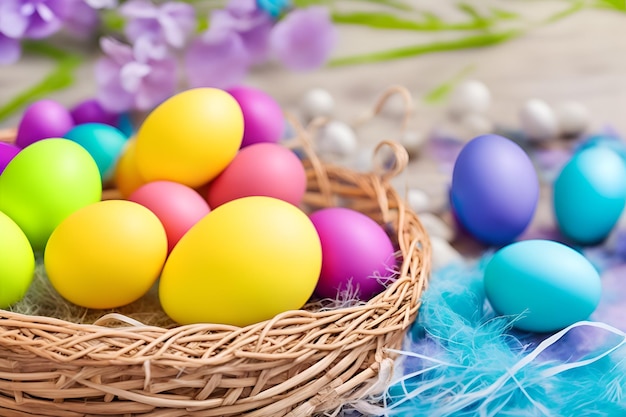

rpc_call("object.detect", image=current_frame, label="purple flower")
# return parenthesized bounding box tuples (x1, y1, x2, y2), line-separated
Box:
(184, 28, 250, 89)
(95, 37, 178, 113)
(119, 0, 196, 49)
(0, 33, 20, 65)
(211, 0, 273, 64)
(184, 0, 274, 89)
(0, 0, 71, 40)
(269, 6, 336, 71)
(61, 0, 100, 37)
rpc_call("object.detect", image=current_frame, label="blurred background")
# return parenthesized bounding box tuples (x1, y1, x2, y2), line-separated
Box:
(2, 0, 626, 261)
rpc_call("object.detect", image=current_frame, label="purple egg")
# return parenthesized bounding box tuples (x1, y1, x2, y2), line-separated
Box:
(227, 86, 285, 148)
(70, 98, 120, 127)
(0, 142, 21, 174)
(309, 207, 397, 301)
(16, 100, 75, 148)
(450, 134, 539, 246)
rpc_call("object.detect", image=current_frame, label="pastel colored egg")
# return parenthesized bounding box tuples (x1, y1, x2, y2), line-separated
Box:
(0, 138, 102, 251)
(484, 239, 601, 332)
(70, 98, 121, 128)
(227, 86, 285, 147)
(300, 88, 335, 121)
(0, 142, 21, 174)
(115, 139, 148, 198)
(450, 134, 539, 246)
(0, 211, 35, 308)
(44, 200, 168, 309)
(309, 207, 397, 301)
(316, 120, 358, 158)
(554, 146, 626, 245)
(135, 88, 244, 188)
(129, 181, 210, 252)
(576, 134, 626, 163)
(207, 143, 306, 208)
(555, 100, 590, 137)
(63, 123, 128, 183)
(447, 80, 491, 119)
(159, 196, 322, 326)
(15, 100, 75, 148)
(519, 99, 558, 142)
(117, 112, 135, 138)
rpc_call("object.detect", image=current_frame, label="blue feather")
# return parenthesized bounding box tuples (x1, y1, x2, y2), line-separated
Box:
(384, 258, 626, 417)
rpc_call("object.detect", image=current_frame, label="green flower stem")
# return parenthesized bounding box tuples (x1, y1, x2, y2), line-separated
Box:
(594, 0, 626, 11)
(346, 0, 413, 11)
(329, 30, 523, 67)
(543, 0, 586, 23)
(0, 42, 82, 124)
(100, 9, 125, 33)
(423, 65, 476, 104)
(331, 11, 492, 31)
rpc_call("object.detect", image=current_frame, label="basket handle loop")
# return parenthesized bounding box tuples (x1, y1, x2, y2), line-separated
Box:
(371, 140, 409, 181)
(353, 84, 414, 133)
(284, 112, 335, 207)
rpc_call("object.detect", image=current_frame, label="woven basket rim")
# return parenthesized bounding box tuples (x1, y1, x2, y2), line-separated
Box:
(0, 86, 431, 416)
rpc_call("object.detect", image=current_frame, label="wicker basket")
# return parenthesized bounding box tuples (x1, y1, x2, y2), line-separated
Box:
(0, 88, 431, 417)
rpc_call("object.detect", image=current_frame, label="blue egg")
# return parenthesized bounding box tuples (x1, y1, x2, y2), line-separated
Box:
(484, 239, 601, 333)
(117, 112, 135, 138)
(450, 134, 539, 246)
(575, 133, 626, 165)
(63, 123, 128, 183)
(554, 146, 626, 246)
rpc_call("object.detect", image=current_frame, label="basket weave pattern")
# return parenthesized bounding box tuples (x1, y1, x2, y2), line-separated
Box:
(0, 97, 430, 416)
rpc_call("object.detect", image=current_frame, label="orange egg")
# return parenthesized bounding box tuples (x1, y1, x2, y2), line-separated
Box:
(115, 139, 147, 198)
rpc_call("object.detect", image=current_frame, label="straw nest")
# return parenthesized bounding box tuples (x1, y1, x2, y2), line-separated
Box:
(0, 86, 430, 416)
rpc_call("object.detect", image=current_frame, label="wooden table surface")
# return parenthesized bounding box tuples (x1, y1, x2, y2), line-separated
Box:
(2, 0, 626, 255)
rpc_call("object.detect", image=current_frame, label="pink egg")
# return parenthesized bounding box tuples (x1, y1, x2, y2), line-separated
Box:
(129, 181, 210, 252)
(16, 100, 75, 148)
(309, 207, 397, 301)
(207, 143, 306, 208)
(227, 86, 285, 148)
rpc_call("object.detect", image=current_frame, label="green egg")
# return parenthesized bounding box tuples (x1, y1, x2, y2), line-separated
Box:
(0, 138, 102, 252)
(0, 211, 35, 308)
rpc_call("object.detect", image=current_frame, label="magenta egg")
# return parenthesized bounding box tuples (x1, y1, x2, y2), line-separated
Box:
(0, 143, 21, 174)
(206, 142, 306, 208)
(16, 100, 75, 148)
(227, 86, 285, 148)
(129, 181, 211, 252)
(309, 207, 397, 301)
(70, 98, 120, 127)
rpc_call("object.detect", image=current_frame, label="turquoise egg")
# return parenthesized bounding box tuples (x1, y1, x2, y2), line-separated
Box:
(63, 123, 128, 183)
(553, 146, 626, 246)
(484, 239, 601, 333)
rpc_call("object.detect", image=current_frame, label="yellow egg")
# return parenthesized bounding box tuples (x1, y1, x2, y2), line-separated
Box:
(159, 196, 322, 326)
(135, 88, 244, 188)
(44, 200, 168, 309)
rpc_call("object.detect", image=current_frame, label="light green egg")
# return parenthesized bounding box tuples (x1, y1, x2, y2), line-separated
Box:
(0, 211, 35, 308)
(0, 138, 102, 252)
